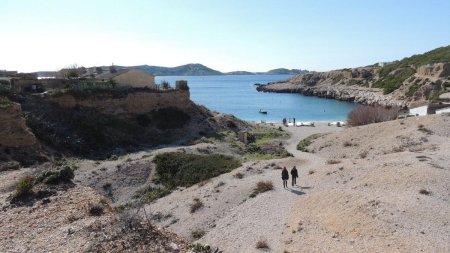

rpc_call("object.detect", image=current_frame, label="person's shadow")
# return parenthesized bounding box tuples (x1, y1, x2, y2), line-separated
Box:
(289, 188, 305, 195)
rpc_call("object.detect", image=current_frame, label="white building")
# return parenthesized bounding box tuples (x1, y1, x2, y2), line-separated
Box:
(409, 105, 428, 116)
(436, 107, 450, 114)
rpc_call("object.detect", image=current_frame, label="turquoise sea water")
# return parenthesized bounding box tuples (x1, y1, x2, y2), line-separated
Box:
(155, 75, 357, 122)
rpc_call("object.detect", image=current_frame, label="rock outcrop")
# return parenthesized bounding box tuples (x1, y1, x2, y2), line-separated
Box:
(416, 63, 450, 78)
(0, 102, 37, 147)
(258, 46, 450, 107)
(257, 67, 408, 107)
(258, 64, 450, 107)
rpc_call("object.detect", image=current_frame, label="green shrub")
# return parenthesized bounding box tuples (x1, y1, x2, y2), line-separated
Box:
(191, 244, 211, 252)
(0, 96, 12, 109)
(38, 166, 74, 184)
(154, 153, 241, 189)
(374, 67, 415, 94)
(143, 187, 171, 202)
(15, 176, 34, 198)
(191, 229, 205, 239)
(406, 83, 421, 97)
(1, 161, 20, 171)
(297, 134, 323, 152)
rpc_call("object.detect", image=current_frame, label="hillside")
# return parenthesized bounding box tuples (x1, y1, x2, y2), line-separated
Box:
(258, 45, 450, 107)
(131, 63, 224, 76)
(263, 68, 308, 75)
(35, 65, 309, 77)
(226, 68, 308, 75)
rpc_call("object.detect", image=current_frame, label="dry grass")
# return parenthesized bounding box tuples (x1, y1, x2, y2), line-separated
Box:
(250, 181, 274, 198)
(326, 159, 341, 164)
(256, 240, 270, 249)
(233, 172, 244, 179)
(191, 229, 206, 239)
(190, 198, 204, 213)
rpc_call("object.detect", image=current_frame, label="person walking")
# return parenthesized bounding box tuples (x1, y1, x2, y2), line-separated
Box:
(281, 167, 289, 188)
(291, 166, 298, 186)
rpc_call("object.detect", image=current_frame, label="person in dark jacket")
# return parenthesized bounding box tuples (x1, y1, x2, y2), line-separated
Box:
(291, 166, 298, 186)
(281, 167, 289, 188)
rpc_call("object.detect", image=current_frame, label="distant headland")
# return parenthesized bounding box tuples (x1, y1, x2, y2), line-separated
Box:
(34, 64, 308, 77)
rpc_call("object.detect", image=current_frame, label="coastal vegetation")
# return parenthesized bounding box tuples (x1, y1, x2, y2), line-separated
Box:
(259, 45, 450, 104)
(0, 96, 12, 108)
(153, 153, 241, 189)
(347, 105, 400, 126)
(378, 45, 450, 78)
(374, 67, 416, 94)
(220, 127, 292, 160)
(297, 133, 324, 152)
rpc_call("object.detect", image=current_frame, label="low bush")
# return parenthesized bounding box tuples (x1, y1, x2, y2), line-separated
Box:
(1, 161, 20, 171)
(256, 240, 270, 249)
(0, 96, 12, 109)
(15, 176, 34, 199)
(154, 153, 241, 189)
(419, 189, 431, 195)
(143, 187, 171, 202)
(38, 166, 75, 184)
(250, 181, 273, 198)
(88, 203, 105, 216)
(418, 124, 433, 134)
(234, 172, 244, 179)
(190, 198, 204, 213)
(347, 106, 399, 127)
(191, 229, 205, 239)
(326, 159, 341, 164)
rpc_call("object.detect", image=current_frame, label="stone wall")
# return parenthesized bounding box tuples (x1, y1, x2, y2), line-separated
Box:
(0, 103, 37, 147)
(50, 89, 190, 115)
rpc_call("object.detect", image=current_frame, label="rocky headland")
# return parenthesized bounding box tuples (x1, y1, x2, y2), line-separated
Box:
(258, 46, 450, 108)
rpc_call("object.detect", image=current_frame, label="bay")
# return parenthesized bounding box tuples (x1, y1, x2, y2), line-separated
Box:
(155, 75, 357, 122)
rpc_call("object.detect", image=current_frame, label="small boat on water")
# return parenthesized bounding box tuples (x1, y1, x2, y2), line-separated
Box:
(259, 109, 268, 114)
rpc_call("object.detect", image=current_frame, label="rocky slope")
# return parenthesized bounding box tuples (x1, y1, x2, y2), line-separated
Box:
(0, 101, 36, 148)
(258, 45, 450, 107)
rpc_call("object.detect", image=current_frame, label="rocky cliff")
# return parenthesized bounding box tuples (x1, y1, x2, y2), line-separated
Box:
(258, 46, 450, 107)
(0, 102, 37, 148)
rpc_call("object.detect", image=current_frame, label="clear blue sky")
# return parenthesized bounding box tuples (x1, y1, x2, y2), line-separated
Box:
(1, 0, 449, 72)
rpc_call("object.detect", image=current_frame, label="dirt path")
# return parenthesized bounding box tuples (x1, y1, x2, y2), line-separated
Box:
(144, 123, 342, 252)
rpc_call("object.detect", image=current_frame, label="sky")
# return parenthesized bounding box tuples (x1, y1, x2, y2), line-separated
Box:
(1, 0, 450, 73)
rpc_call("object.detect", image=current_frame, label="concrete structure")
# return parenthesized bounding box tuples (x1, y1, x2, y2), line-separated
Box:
(96, 69, 155, 88)
(409, 105, 428, 116)
(436, 107, 450, 114)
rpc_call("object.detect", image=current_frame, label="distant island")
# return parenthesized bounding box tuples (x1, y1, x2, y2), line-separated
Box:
(36, 64, 308, 77)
